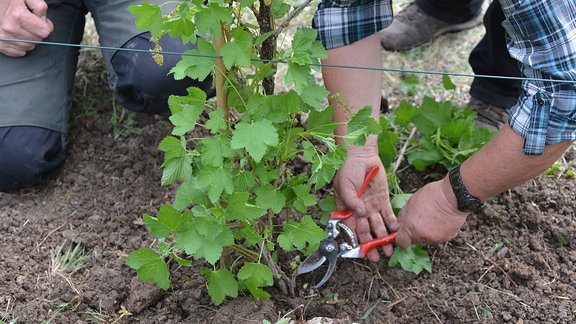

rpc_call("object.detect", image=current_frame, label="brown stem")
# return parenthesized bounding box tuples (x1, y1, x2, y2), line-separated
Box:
(214, 23, 229, 117)
(256, 0, 275, 95)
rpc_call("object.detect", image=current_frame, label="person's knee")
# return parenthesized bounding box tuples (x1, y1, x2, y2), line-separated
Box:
(111, 33, 215, 114)
(0, 127, 66, 191)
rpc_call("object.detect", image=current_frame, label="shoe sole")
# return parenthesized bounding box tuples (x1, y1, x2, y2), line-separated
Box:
(381, 15, 483, 51)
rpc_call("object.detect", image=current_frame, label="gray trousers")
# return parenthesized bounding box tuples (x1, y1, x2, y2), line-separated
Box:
(0, 0, 214, 190)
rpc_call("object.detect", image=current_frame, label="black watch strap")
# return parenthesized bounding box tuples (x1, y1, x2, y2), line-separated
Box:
(448, 166, 483, 213)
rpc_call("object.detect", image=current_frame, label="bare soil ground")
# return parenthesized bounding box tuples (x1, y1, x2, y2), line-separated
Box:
(2, 5, 576, 323)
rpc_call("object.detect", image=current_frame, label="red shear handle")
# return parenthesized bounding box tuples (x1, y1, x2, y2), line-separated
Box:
(358, 232, 397, 258)
(329, 165, 380, 221)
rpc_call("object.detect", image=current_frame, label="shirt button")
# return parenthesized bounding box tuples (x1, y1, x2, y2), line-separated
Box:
(537, 97, 545, 105)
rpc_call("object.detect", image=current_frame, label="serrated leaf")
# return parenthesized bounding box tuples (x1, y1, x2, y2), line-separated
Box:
(220, 28, 253, 69)
(254, 184, 286, 214)
(412, 97, 452, 135)
(284, 61, 314, 90)
(205, 109, 227, 133)
(388, 245, 432, 275)
(170, 38, 215, 81)
(290, 183, 317, 213)
(173, 180, 209, 210)
(126, 248, 170, 290)
(144, 204, 188, 238)
(233, 170, 256, 192)
(307, 105, 336, 135)
(224, 192, 266, 223)
(246, 92, 300, 123)
(200, 267, 238, 305)
(394, 100, 418, 127)
(300, 83, 330, 110)
(231, 119, 278, 162)
(345, 107, 381, 146)
(169, 104, 203, 136)
(196, 166, 234, 203)
(159, 137, 192, 184)
(194, 3, 233, 39)
(237, 262, 273, 300)
(277, 215, 327, 251)
(128, 2, 163, 37)
(199, 134, 232, 167)
(233, 226, 261, 247)
(169, 252, 193, 267)
(175, 218, 234, 265)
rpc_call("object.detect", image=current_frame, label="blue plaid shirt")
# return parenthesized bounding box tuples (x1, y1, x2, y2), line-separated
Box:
(314, 0, 576, 156)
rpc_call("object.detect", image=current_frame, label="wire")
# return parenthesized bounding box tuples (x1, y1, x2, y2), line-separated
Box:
(1, 36, 575, 86)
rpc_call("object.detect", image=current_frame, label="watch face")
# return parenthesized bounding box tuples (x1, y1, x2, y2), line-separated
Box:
(460, 198, 483, 213)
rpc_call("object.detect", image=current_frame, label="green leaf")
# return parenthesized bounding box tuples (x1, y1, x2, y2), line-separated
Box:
(196, 166, 234, 203)
(170, 38, 216, 81)
(128, 2, 163, 37)
(231, 119, 278, 162)
(173, 181, 209, 210)
(378, 118, 399, 169)
(388, 244, 432, 275)
(300, 83, 330, 110)
(233, 170, 256, 192)
(412, 97, 452, 135)
(237, 262, 274, 300)
(442, 75, 456, 90)
(344, 107, 381, 146)
(169, 104, 203, 136)
(199, 134, 232, 167)
(308, 145, 346, 190)
(168, 87, 207, 114)
(126, 248, 170, 290)
(246, 92, 300, 124)
(220, 28, 253, 69)
(224, 192, 266, 223)
(194, 3, 233, 39)
(290, 183, 317, 213)
(407, 140, 443, 171)
(163, 3, 197, 44)
(144, 204, 188, 238)
(307, 106, 336, 135)
(205, 109, 227, 133)
(175, 216, 234, 265)
(200, 267, 238, 305)
(394, 100, 418, 127)
(233, 226, 261, 247)
(277, 215, 327, 251)
(158, 136, 192, 185)
(284, 61, 314, 90)
(399, 76, 420, 95)
(254, 184, 286, 214)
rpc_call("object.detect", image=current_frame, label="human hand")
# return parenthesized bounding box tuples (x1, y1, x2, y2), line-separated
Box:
(333, 146, 396, 262)
(0, 0, 53, 57)
(391, 177, 469, 248)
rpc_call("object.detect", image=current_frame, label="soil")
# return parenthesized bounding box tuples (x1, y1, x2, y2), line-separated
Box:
(2, 62, 576, 324)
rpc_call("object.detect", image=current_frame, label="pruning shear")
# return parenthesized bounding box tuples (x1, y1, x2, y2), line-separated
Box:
(297, 165, 397, 289)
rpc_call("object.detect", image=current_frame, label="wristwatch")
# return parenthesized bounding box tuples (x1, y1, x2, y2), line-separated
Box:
(448, 166, 483, 213)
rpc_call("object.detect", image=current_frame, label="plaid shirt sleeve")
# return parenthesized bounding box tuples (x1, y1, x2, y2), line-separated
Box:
(312, 0, 393, 50)
(501, 0, 576, 155)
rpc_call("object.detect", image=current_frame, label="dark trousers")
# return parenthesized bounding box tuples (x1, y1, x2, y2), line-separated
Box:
(417, 0, 522, 108)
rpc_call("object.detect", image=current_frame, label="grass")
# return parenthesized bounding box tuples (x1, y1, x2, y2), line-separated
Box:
(50, 240, 90, 275)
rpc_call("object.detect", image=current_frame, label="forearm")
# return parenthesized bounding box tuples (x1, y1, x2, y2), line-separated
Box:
(321, 33, 382, 147)
(457, 124, 572, 203)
